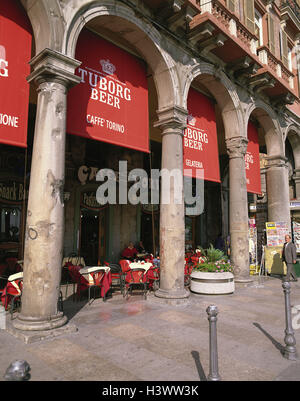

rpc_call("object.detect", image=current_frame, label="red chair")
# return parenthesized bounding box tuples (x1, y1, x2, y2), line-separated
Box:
(105, 262, 123, 294)
(119, 260, 131, 293)
(1, 272, 23, 319)
(123, 265, 148, 300)
(147, 265, 160, 291)
(184, 261, 194, 286)
(83, 268, 109, 304)
(67, 264, 89, 301)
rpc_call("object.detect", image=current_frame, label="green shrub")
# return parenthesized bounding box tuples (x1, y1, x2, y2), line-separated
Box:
(193, 244, 233, 273)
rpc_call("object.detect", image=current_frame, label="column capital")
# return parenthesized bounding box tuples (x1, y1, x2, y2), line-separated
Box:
(27, 48, 81, 88)
(154, 105, 188, 135)
(265, 155, 288, 169)
(225, 136, 248, 159)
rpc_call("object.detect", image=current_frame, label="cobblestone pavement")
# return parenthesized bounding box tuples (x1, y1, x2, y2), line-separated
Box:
(1, 276, 300, 381)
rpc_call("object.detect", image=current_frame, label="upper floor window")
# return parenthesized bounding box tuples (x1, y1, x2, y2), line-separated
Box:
(279, 27, 289, 69)
(244, 0, 255, 34)
(267, 13, 275, 55)
(255, 9, 263, 47)
(288, 47, 293, 72)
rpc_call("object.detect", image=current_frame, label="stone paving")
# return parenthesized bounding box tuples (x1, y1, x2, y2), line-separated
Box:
(1, 276, 300, 381)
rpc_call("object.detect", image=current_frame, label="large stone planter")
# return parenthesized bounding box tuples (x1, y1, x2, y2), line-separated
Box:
(190, 271, 235, 295)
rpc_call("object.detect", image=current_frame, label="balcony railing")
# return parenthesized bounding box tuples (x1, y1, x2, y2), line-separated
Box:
(257, 46, 295, 91)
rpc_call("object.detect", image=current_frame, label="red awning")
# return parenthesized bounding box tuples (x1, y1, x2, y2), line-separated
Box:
(246, 121, 262, 195)
(67, 29, 149, 153)
(0, 0, 32, 148)
(183, 88, 220, 182)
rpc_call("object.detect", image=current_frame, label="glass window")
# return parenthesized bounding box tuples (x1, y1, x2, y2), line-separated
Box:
(255, 9, 263, 47)
(288, 47, 293, 72)
(0, 206, 21, 243)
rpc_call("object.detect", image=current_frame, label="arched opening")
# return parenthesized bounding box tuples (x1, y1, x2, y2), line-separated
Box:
(61, 9, 177, 273)
(183, 65, 249, 277)
(246, 106, 290, 273)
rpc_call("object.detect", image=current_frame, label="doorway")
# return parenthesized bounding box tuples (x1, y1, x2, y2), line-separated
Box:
(79, 207, 106, 266)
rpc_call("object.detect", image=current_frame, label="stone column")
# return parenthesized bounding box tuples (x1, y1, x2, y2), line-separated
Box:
(13, 50, 80, 331)
(265, 155, 291, 230)
(154, 107, 189, 301)
(226, 136, 252, 282)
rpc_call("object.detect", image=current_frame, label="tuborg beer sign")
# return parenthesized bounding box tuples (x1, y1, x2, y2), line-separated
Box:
(67, 29, 149, 153)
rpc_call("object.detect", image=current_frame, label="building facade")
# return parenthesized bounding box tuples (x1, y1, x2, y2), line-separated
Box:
(0, 0, 299, 332)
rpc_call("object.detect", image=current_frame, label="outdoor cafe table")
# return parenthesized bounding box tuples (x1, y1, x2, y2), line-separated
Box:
(78, 266, 112, 298)
(126, 262, 159, 290)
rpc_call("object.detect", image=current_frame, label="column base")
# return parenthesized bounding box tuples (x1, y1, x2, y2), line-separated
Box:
(234, 276, 254, 284)
(12, 312, 68, 332)
(7, 318, 77, 344)
(155, 288, 190, 303)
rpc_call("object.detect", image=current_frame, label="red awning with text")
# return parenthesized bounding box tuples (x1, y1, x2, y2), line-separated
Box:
(0, 0, 32, 148)
(183, 88, 220, 182)
(67, 29, 149, 153)
(246, 121, 261, 195)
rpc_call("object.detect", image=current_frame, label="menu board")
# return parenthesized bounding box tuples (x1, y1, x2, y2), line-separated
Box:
(266, 222, 290, 247)
(292, 221, 300, 253)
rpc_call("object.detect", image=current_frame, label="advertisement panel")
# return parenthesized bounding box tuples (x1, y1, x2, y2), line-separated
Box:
(67, 29, 149, 153)
(246, 122, 261, 194)
(183, 88, 220, 182)
(0, 0, 32, 147)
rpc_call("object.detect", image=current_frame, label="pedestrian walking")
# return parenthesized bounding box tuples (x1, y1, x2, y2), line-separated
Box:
(282, 235, 298, 282)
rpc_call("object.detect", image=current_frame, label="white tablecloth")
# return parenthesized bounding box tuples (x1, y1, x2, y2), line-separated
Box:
(128, 262, 153, 272)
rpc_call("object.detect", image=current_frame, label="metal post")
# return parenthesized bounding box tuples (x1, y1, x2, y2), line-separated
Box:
(206, 305, 221, 381)
(282, 280, 298, 361)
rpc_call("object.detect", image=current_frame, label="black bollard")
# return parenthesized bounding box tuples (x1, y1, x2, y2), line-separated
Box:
(282, 280, 298, 361)
(4, 360, 31, 381)
(206, 305, 221, 381)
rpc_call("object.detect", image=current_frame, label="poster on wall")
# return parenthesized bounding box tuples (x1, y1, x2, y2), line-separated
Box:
(245, 122, 261, 195)
(183, 88, 220, 182)
(266, 222, 290, 247)
(292, 221, 300, 253)
(0, 0, 32, 147)
(67, 29, 149, 153)
(249, 218, 257, 267)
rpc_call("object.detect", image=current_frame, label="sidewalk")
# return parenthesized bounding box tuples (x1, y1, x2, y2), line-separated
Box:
(1, 276, 300, 381)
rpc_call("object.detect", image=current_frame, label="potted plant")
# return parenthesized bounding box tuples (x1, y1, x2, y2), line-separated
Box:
(190, 244, 235, 295)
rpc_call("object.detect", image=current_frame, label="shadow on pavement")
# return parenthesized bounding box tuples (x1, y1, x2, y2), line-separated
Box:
(191, 350, 207, 381)
(253, 322, 285, 356)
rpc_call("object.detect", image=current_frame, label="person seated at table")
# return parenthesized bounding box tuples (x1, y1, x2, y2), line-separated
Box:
(121, 242, 138, 261)
(136, 241, 146, 254)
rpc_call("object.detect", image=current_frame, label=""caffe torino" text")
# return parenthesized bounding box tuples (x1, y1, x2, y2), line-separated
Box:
(78, 67, 131, 110)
